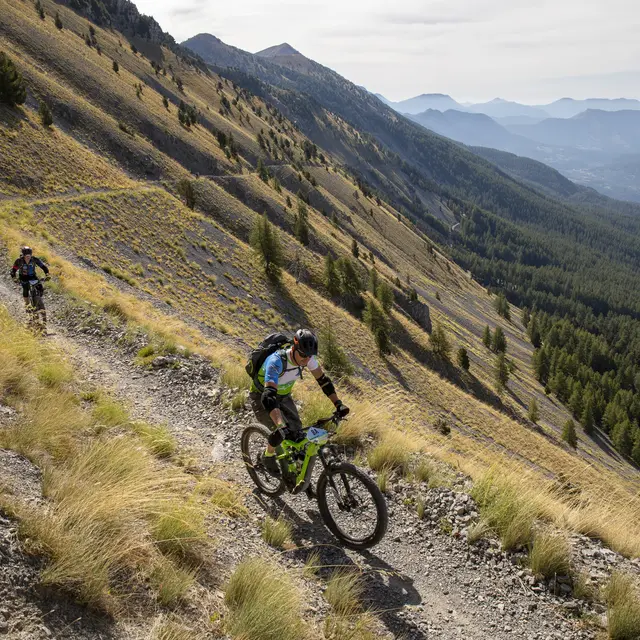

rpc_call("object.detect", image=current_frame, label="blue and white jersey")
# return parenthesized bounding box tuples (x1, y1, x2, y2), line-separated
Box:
(253, 347, 319, 395)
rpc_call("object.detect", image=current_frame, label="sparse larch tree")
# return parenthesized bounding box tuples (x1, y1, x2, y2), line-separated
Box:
(528, 398, 539, 423)
(162, 96, 169, 110)
(482, 325, 492, 349)
(54, 11, 63, 29)
(250, 214, 283, 281)
(431, 322, 451, 360)
(319, 323, 353, 377)
(0, 53, 27, 107)
(364, 298, 390, 355)
(376, 281, 394, 314)
(457, 347, 470, 371)
(494, 352, 509, 392)
(112, 60, 119, 74)
(494, 292, 511, 320)
(35, 0, 45, 19)
(38, 100, 53, 127)
(323, 255, 341, 298)
(492, 326, 507, 353)
(562, 419, 578, 449)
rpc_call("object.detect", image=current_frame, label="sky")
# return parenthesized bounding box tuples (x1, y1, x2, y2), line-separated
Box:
(133, 0, 640, 104)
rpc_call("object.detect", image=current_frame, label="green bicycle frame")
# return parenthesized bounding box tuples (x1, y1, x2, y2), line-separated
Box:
(278, 436, 322, 494)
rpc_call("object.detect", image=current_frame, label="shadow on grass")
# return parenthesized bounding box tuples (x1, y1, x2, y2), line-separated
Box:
(251, 491, 428, 640)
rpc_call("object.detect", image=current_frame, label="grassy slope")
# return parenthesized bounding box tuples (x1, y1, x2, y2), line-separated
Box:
(1, 0, 639, 561)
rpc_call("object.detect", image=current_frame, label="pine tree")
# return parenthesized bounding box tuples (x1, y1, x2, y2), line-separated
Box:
(319, 324, 353, 377)
(364, 298, 390, 355)
(38, 100, 53, 127)
(35, 0, 45, 19)
(323, 255, 341, 297)
(294, 210, 310, 246)
(177, 179, 195, 210)
(492, 326, 507, 353)
(250, 214, 283, 280)
(482, 325, 492, 349)
(336, 257, 362, 298)
(457, 347, 470, 371)
(409, 288, 418, 303)
(285, 195, 292, 208)
(0, 52, 27, 107)
(369, 267, 379, 296)
(351, 238, 360, 259)
(494, 292, 511, 320)
(528, 398, 539, 423)
(522, 307, 531, 327)
(631, 430, 640, 466)
(611, 420, 633, 456)
(569, 384, 583, 419)
(431, 322, 451, 360)
(494, 353, 509, 391)
(376, 281, 394, 314)
(112, 60, 119, 73)
(562, 419, 578, 449)
(581, 397, 595, 436)
(257, 158, 269, 183)
(54, 12, 63, 29)
(162, 96, 169, 110)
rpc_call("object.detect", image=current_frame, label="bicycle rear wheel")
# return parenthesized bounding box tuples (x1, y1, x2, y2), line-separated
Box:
(317, 462, 388, 550)
(241, 425, 286, 497)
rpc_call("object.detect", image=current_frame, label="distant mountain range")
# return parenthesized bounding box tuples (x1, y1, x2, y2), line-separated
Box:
(379, 93, 640, 121)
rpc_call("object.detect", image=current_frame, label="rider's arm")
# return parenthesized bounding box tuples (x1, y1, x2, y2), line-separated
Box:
(10, 259, 19, 279)
(311, 364, 341, 406)
(34, 258, 49, 275)
(261, 353, 285, 428)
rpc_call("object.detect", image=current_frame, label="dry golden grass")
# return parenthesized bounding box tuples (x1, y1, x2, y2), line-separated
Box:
(196, 476, 248, 518)
(224, 558, 308, 640)
(324, 569, 363, 616)
(602, 572, 640, 640)
(262, 515, 292, 549)
(528, 529, 572, 579)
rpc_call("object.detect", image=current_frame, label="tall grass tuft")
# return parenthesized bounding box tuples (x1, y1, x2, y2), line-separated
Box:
(471, 468, 537, 550)
(225, 558, 307, 640)
(528, 529, 572, 579)
(262, 516, 292, 548)
(324, 568, 363, 616)
(367, 432, 413, 473)
(132, 422, 176, 458)
(221, 361, 250, 390)
(603, 572, 640, 640)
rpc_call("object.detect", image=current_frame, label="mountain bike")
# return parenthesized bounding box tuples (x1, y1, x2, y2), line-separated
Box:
(23, 277, 48, 335)
(241, 411, 388, 550)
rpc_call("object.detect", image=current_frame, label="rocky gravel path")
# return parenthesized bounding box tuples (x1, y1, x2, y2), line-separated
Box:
(1, 275, 636, 639)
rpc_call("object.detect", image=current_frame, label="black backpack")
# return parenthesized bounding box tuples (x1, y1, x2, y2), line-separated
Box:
(245, 333, 291, 391)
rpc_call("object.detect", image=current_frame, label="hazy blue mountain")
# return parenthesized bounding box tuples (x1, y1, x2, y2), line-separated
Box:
(384, 93, 464, 114)
(508, 109, 640, 154)
(408, 109, 538, 156)
(466, 98, 549, 120)
(540, 97, 640, 119)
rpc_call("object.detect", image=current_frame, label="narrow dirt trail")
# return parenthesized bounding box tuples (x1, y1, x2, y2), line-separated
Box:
(0, 275, 595, 640)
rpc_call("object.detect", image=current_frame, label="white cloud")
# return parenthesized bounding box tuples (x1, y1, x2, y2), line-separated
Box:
(133, 0, 640, 103)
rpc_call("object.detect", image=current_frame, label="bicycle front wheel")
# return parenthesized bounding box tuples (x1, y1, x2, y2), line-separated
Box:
(317, 462, 388, 550)
(240, 425, 286, 497)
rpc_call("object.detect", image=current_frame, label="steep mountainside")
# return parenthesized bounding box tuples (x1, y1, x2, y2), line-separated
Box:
(1, 1, 640, 637)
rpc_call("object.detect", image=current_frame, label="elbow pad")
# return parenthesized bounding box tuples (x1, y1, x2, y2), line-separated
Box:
(317, 373, 336, 398)
(261, 386, 278, 412)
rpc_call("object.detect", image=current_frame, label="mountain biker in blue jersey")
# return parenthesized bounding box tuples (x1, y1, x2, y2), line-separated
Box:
(10, 246, 50, 311)
(249, 329, 350, 481)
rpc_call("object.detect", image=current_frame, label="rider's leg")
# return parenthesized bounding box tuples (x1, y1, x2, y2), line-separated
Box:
(249, 392, 282, 474)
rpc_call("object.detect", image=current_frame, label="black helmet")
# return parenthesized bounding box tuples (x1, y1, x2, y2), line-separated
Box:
(293, 329, 318, 357)
(21, 246, 33, 256)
